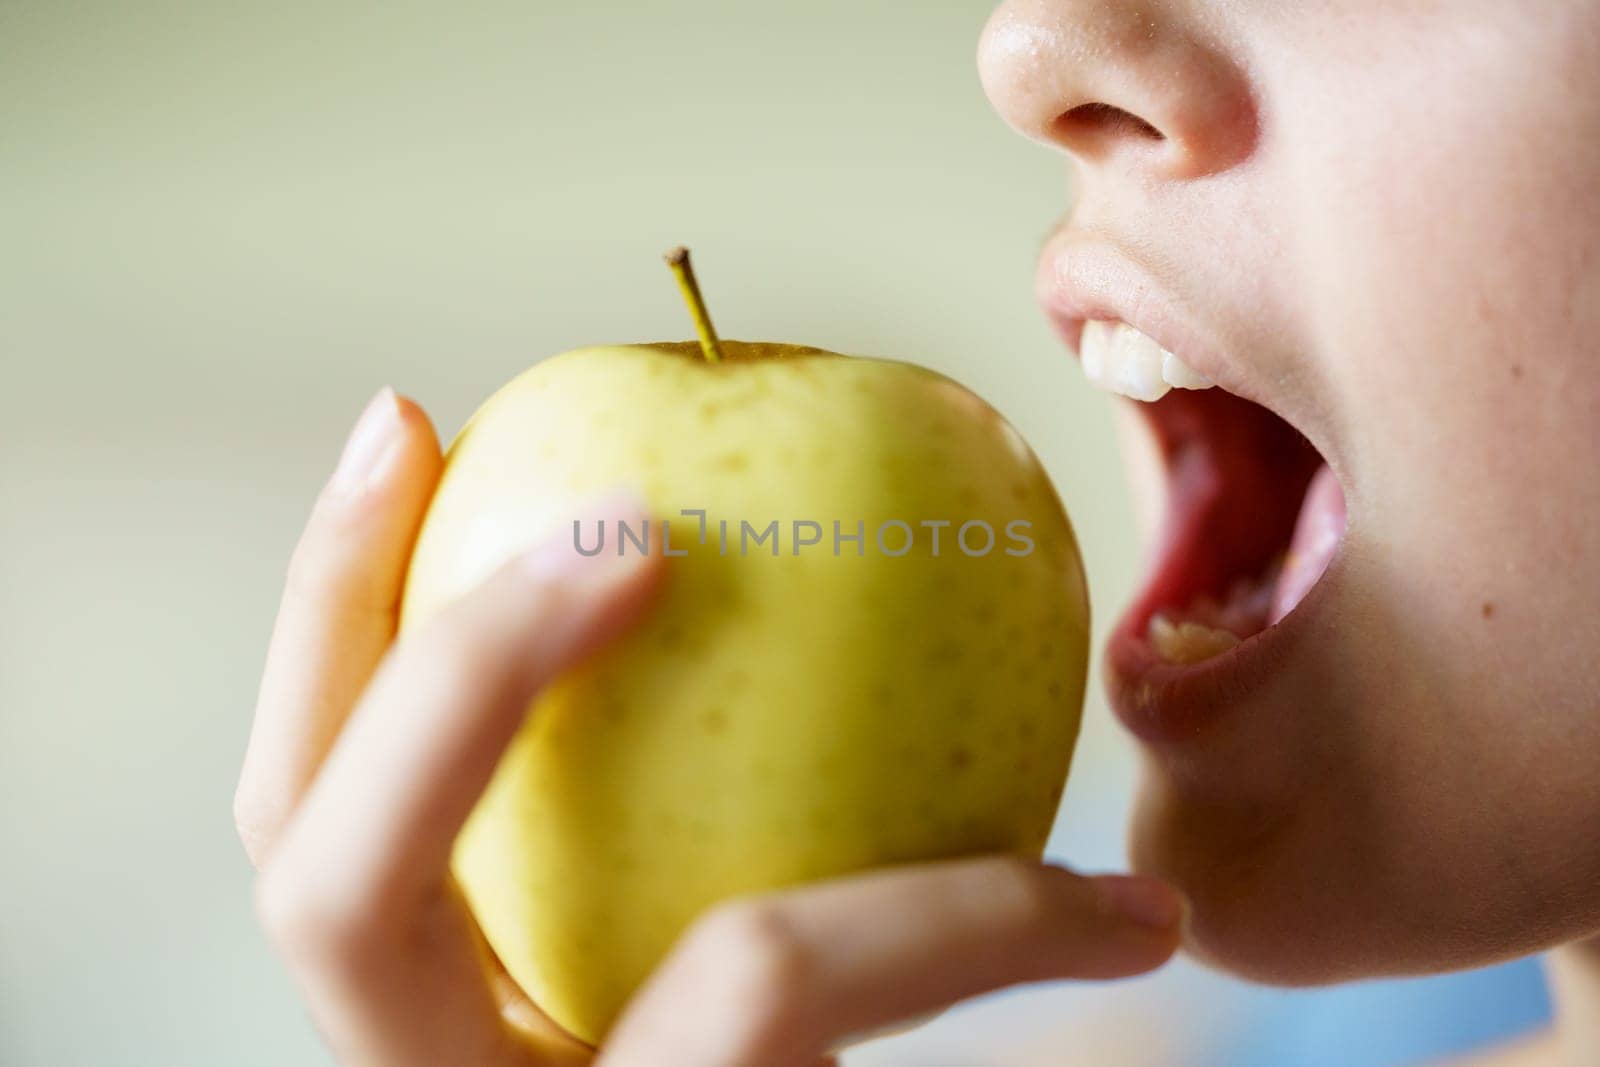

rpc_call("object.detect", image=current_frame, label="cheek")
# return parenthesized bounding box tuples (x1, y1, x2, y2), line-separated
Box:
(1279, 9, 1600, 675)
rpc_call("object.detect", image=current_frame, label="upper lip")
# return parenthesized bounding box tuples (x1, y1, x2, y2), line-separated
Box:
(1035, 227, 1261, 411)
(1035, 224, 1348, 488)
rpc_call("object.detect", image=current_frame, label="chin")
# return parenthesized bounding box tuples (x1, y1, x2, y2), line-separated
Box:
(1118, 613, 1600, 987)
(1125, 758, 1400, 987)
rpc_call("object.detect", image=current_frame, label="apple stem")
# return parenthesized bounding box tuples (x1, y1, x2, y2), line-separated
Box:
(664, 246, 725, 364)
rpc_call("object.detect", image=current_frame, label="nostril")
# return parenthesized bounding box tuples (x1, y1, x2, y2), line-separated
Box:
(1053, 102, 1165, 144)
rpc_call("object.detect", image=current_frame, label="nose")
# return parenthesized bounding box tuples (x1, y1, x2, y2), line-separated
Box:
(978, 0, 1256, 179)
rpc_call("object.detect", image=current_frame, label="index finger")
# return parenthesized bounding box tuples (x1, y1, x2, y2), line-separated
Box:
(264, 497, 663, 920)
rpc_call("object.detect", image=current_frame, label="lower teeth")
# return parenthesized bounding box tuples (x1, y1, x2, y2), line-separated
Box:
(1147, 558, 1283, 664)
(1148, 614, 1240, 664)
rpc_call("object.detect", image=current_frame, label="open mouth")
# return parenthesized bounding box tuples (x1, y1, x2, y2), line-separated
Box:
(1122, 385, 1344, 666)
(1053, 311, 1350, 739)
(1035, 231, 1353, 737)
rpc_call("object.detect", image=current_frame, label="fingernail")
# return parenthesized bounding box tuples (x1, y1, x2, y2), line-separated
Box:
(1093, 875, 1185, 930)
(521, 490, 653, 582)
(328, 387, 401, 495)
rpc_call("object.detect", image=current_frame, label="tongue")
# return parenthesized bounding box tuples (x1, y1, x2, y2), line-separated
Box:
(1268, 464, 1346, 625)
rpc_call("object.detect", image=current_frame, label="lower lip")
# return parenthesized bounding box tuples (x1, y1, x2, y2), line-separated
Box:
(1103, 550, 1342, 746)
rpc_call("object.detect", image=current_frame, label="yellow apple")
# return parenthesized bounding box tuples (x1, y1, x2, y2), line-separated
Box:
(399, 250, 1090, 1043)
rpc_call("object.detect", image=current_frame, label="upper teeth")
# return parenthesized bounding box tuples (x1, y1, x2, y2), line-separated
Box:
(1079, 320, 1214, 401)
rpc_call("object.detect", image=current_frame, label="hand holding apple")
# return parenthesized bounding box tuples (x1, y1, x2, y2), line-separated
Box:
(233, 253, 1183, 1065)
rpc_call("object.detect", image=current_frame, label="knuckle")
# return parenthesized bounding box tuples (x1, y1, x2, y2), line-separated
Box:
(283, 518, 343, 595)
(254, 863, 385, 973)
(418, 621, 502, 693)
(985, 855, 1057, 924)
(700, 900, 807, 984)
(410, 584, 538, 694)
(282, 511, 390, 617)
(689, 899, 811, 1037)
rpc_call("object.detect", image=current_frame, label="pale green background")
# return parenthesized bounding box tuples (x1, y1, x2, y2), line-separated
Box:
(0, 4, 1546, 1066)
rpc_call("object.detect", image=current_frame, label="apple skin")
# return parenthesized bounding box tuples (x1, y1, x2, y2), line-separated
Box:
(399, 341, 1090, 1043)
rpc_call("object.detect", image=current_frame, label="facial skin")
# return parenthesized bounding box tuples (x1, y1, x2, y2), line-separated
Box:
(980, 0, 1600, 985)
